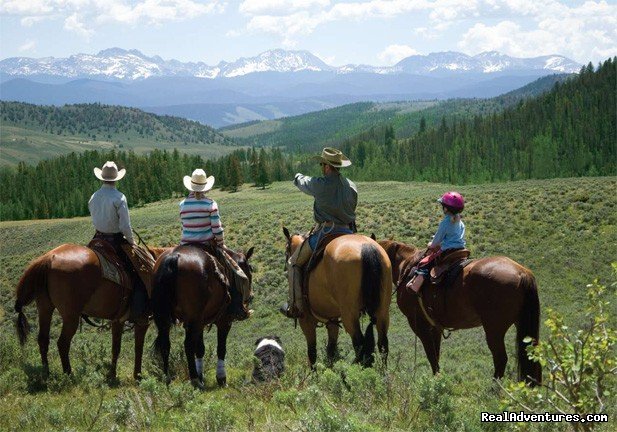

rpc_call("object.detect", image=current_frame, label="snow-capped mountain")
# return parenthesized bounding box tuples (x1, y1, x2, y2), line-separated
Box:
(0, 48, 581, 81)
(0, 48, 333, 81)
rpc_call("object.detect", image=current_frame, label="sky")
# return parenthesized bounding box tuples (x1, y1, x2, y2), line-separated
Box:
(1, 0, 616, 66)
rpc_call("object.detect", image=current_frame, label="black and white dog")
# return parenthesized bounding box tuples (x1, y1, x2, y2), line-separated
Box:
(252, 336, 285, 382)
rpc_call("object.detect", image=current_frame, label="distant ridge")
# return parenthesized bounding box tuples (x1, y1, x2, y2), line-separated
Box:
(0, 101, 237, 166)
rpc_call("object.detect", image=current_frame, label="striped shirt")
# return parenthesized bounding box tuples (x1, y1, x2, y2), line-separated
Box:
(179, 193, 224, 245)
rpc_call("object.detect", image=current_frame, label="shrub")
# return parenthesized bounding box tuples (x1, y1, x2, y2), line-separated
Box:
(502, 265, 617, 432)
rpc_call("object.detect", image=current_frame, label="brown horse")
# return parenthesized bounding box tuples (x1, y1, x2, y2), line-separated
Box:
(377, 239, 541, 385)
(14, 244, 168, 380)
(283, 228, 391, 367)
(151, 245, 254, 388)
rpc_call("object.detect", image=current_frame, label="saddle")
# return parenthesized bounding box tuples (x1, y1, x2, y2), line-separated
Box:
(88, 239, 155, 296)
(430, 249, 472, 285)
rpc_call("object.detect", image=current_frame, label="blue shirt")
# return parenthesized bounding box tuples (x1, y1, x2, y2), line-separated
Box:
(431, 215, 466, 251)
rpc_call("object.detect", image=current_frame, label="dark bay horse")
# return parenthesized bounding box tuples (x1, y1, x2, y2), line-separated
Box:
(283, 228, 392, 367)
(14, 244, 168, 380)
(378, 239, 541, 385)
(151, 245, 254, 388)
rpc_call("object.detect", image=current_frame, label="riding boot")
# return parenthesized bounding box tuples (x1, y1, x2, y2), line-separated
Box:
(407, 274, 425, 294)
(227, 285, 252, 321)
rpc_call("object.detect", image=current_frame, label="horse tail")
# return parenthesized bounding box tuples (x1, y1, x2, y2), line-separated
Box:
(360, 244, 382, 364)
(152, 253, 178, 358)
(14, 254, 50, 345)
(516, 271, 542, 386)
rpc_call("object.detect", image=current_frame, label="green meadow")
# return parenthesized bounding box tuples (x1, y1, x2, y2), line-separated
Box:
(0, 177, 615, 431)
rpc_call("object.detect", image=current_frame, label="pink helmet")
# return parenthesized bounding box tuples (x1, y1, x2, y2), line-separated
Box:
(438, 191, 465, 212)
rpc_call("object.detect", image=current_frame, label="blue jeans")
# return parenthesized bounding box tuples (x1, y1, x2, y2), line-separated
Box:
(308, 226, 353, 250)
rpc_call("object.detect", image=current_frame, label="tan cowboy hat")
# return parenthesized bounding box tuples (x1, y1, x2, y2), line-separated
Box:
(313, 147, 352, 168)
(94, 161, 126, 181)
(183, 168, 215, 192)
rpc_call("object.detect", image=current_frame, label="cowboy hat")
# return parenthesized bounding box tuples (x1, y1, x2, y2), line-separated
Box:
(313, 147, 352, 168)
(183, 168, 215, 192)
(94, 161, 126, 181)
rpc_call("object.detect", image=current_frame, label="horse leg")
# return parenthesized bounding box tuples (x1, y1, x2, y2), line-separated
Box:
(57, 314, 80, 374)
(484, 325, 509, 380)
(299, 317, 318, 369)
(36, 296, 54, 375)
(406, 315, 441, 374)
(216, 320, 232, 387)
(133, 322, 148, 381)
(183, 323, 201, 388)
(109, 321, 123, 380)
(326, 322, 340, 367)
(376, 317, 389, 367)
(193, 326, 206, 386)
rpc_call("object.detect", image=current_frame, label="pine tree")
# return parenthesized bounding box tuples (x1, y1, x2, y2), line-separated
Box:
(256, 148, 271, 190)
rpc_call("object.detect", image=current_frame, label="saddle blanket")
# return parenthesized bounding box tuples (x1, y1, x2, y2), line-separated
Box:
(92, 249, 122, 286)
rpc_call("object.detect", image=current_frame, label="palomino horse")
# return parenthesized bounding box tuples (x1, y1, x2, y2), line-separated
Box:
(152, 245, 254, 388)
(283, 227, 392, 367)
(377, 239, 542, 385)
(14, 244, 168, 380)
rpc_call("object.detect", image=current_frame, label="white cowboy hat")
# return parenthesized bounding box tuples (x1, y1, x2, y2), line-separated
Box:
(94, 161, 126, 181)
(313, 147, 352, 168)
(183, 168, 215, 192)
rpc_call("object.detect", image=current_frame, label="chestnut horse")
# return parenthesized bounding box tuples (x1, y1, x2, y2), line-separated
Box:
(14, 244, 168, 380)
(151, 245, 254, 388)
(377, 239, 541, 385)
(283, 228, 391, 367)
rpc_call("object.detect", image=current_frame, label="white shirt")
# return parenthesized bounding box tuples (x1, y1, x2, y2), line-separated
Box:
(88, 184, 134, 244)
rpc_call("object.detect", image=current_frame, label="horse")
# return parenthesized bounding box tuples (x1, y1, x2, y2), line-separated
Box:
(14, 244, 168, 380)
(377, 238, 542, 385)
(151, 245, 254, 388)
(283, 227, 392, 368)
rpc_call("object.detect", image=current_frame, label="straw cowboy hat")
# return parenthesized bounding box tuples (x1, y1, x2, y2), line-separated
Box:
(94, 161, 126, 181)
(314, 147, 352, 168)
(183, 169, 215, 192)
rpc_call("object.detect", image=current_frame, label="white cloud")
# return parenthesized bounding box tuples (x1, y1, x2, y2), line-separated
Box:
(235, 0, 617, 63)
(239, 0, 331, 15)
(1, 0, 225, 36)
(18, 39, 37, 52)
(64, 12, 94, 38)
(378, 44, 420, 65)
(458, 1, 617, 62)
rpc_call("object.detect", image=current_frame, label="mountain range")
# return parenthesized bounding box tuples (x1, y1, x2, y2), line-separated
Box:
(0, 48, 581, 128)
(0, 48, 580, 81)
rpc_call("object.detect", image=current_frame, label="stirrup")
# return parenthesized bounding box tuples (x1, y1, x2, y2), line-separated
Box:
(279, 303, 302, 319)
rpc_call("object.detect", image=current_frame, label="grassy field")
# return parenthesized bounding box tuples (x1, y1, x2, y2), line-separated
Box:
(0, 177, 615, 431)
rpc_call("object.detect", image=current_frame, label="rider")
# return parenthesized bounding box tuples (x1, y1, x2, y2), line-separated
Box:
(280, 147, 358, 318)
(407, 191, 466, 293)
(179, 168, 252, 321)
(88, 161, 147, 322)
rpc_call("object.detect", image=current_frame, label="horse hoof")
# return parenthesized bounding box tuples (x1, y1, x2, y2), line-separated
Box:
(216, 376, 227, 387)
(191, 379, 205, 390)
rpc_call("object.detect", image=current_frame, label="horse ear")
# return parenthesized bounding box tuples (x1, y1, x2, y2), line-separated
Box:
(255, 337, 264, 346)
(283, 227, 291, 241)
(370, 233, 376, 241)
(273, 335, 282, 345)
(246, 246, 254, 261)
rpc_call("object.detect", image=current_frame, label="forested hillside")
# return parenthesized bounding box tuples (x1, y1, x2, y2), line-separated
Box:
(0, 102, 238, 165)
(0, 147, 293, 221)
(221, 73, 573, 151)
(337, 59, 615, 183)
